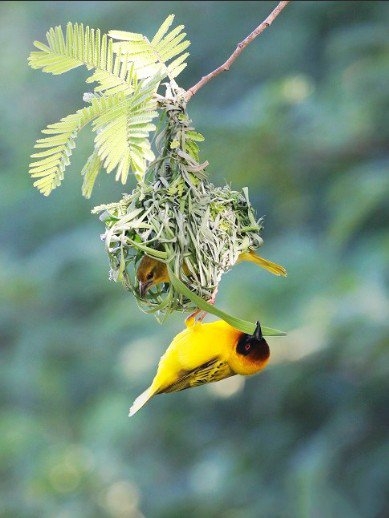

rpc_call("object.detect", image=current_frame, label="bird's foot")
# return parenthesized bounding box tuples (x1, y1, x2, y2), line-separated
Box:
(186, 309, 207, 325)
(208, 286, 219, 305)
(185, 286, 218, 325)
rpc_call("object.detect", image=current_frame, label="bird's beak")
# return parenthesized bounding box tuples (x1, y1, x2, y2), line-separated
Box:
(138, 281, 151, 297)
(253, 321, 263, 340)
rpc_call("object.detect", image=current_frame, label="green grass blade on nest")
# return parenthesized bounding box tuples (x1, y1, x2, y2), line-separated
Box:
(168, 267, 286, 337)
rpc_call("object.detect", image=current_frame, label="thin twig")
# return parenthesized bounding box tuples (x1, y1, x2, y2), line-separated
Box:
(185, 1, 291, 101)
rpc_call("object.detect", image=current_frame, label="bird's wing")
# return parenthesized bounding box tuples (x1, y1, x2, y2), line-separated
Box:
(157, 358, 235, 394)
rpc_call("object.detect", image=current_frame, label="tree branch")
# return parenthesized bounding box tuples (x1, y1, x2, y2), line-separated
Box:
(184, 1, 291, 101)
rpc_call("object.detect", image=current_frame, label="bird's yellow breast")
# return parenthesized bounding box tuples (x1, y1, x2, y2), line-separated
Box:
(150, 320, 241, 393)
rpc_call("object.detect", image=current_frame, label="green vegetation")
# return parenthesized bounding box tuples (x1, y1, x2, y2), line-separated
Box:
(1, 2, 388, 517)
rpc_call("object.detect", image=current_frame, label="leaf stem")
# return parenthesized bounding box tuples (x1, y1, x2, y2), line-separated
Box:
(185, 1, 291, 101)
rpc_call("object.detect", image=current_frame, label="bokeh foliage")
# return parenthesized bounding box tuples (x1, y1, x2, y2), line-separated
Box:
(1, 1, 388, 517)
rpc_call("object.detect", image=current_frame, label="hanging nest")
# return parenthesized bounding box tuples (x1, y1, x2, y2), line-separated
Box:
(92, 89, 264, 321)
(93, 180, 263, 318)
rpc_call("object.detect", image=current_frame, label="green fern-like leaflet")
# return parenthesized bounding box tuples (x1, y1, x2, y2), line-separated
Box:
(28, 15, 190, 197)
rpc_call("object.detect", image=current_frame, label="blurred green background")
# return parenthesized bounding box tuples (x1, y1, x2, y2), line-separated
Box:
(1, 1, 388, 517)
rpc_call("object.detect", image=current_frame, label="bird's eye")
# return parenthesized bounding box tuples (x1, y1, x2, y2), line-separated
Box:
(236, 335, 260, 356)
(146, 271, 154, 281)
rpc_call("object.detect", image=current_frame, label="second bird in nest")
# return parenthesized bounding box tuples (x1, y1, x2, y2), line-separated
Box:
(137, 250, 287, 297)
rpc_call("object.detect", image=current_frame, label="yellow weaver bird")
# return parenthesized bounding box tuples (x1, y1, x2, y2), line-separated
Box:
(137, 250, 287, 297)
(129, 318, 270, 416)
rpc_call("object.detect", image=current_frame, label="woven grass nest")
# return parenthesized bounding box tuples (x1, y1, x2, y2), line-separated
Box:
(92, 95, 265, 321)
(94, 178, 264, 320)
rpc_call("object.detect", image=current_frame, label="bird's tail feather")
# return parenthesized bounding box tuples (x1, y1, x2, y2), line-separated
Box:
(240, 251, 287, 277)
(128, 386, 153, 417)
